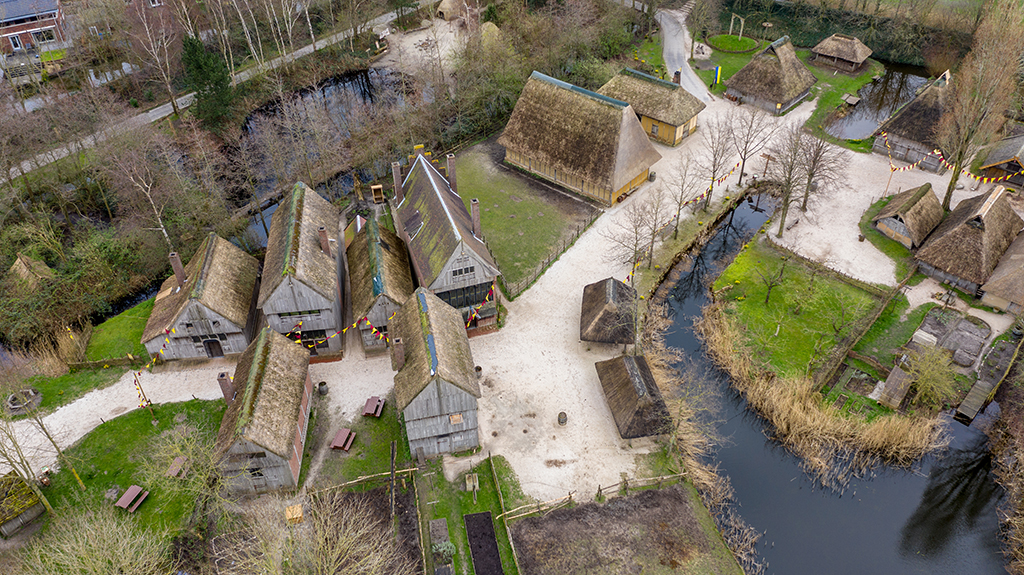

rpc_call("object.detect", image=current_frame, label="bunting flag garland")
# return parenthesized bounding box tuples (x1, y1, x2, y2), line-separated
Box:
(464, 285, 496, 328)
(879, 132, 1024, 182)
(133, 372, 152, 409)
(66, 326, 73, 340)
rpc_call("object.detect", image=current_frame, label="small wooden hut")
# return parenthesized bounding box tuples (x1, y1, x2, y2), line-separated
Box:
(216, 328, 313, 494)
(258, 182, 343, 355)
(872, 70, 950, 173)
(916, 187, 1024, 293)
(0, 471, 45, 538)
(594, 355, 670, 439)
(871, 183, 944, 249)
(981, 232, 1024, 313)
(877, 366, 912, 410)
(597, 68, 706, 146)
(436, 0, 463, 20)
(5, 253, 54, 294)
(499, 71, 662, 206)
(979, 133, 1024, 190)
(580, 277, 635, 344)
(810, 34, 872, 72)
(724, 36, 817, 115)
(141, 233, 260, 360)
(347, 218, 415, 352)
(392, 288, 481, 458)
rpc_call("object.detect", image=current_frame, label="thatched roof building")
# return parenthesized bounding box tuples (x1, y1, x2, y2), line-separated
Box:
(979, 133, 1024, 190)
(347, 218, 414, 350)
(724, 36, 817, 114)
(981, 231, 1024, 313)
(594, 355, 670, 439)
(0, 471, 44, 538)
(217, 328, 313, 493)
(5, 253, 54, 294)
(436, 0, 463, 20)
(811, 34, 872, 72)
(142, 233, 259, 360)
(499, 71, 662, 205)
(580, 277, 635, 344)
(871, 183, 945, 249)
(597, 68, 706, 146)
(872, 70, 950, 173)
(916, 186, 1024, 292)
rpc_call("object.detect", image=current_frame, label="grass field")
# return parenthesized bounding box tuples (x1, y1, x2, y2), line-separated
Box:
(713, 237, 880, 377)
(634, 34, 668, 78)
(708, 34, 759, 52)
(852, 294, 937, 368)
(85, 298, 154, 362)
(23, 368, 124, 414)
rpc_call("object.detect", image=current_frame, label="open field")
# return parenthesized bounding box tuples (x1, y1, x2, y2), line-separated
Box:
(85, 299, 154, 362)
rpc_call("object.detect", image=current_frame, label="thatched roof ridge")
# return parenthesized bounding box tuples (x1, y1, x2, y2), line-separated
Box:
(981, 231, 1024, 307)
(396, 154, 498, 286)
(876, 70, 949, 149)
(594, 355, 670, 439)
(142, 233, 259, 344)
(872, 183, 944, 247)
(580, 277, 635, 344)
(724, 36, 817, 105)
(258, 183, 340, 308)
(980, 133, 1024, 170)
(917, 187, 1024, 285)
(393, 288, 479, 411)
(347, 218, 414, 319)
(811, 34, 872, 64)
(0, 471, 40, 525)
(498, 71, 662, 192)
(597, 68, 706, 127)
(6, 253, 54, 292)
(216, 328, 310, 458)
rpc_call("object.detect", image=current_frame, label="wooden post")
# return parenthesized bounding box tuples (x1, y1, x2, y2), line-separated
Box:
(390, 441, 396, 520)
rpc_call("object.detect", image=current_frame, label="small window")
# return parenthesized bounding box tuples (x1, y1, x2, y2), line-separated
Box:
(651, 124, 659, 136)
(191, 336, 201, 343)
(212, 320, 221, 328)
(449, 413, 464, 425)
(247, 467, 264, 478)
(217, 333, 227, 341)
(185, 322, 194, 332)
(149, 0, 164, 6)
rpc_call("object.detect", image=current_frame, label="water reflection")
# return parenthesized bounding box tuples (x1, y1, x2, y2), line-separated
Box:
(826, 62, 929, 141)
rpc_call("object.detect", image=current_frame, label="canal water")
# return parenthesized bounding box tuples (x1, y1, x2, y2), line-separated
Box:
(659, 196, 1005, 573)
(825, 62, 930, 141)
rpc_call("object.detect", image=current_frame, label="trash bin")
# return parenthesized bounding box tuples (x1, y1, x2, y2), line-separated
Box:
(648, 171, 657, 182)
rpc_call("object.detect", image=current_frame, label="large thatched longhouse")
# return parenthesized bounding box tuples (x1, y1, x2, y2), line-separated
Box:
(597, 68, 706, 146)
(810, 34, 872, 72)
(347, 217, 414, 352)
(871, 183, 944, 249)
(872, 70, 950, 173)
(723, 36, 817, 114)
(594, 355, 670, 439)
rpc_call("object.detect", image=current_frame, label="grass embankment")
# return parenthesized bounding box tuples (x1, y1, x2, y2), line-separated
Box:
(45, 399, 225, 533)
(633, 33, 668, 78)
(22, 368, 123, 414)
(85, 299, 154, 362)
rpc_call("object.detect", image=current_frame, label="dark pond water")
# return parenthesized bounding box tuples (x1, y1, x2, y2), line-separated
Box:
(660, 196, 1005, 574)
(825, 62, 930, 141)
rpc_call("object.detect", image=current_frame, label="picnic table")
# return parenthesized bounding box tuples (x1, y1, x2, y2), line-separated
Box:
(363, 396, 385, 417)
(165, 456, 189, 478)
(114, 485, 149, 513)
(331, 428, 355, 451)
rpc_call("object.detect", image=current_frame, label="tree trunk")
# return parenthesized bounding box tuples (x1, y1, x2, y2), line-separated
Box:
(943, 161, 961, 210)
(777, 192, 791, 238)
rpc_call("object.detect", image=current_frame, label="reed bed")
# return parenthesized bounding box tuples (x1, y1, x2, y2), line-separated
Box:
(989, 362, 1024, 573)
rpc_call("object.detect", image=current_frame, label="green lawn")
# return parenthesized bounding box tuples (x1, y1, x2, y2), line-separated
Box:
(85, 298, 154, 362)
(313, 391, 412, 488)
(852, 294, 937, 368)
(713, 238, 880, 377)
(822, 376, 892, 421)
(40, 49, 66, 63)
(859, 196, 916, 280)
(634, 34, 668, 78)
(23, 368, 124, 415)
(800, 51, 885, 150)
(45, 399, 225, 533)
(708, 34, 759, 52)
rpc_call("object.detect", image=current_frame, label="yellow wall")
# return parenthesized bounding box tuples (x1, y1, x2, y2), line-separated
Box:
(640, 114, 698, 147)
(612, 169, 650, 203)
(506, 150, 650, 206)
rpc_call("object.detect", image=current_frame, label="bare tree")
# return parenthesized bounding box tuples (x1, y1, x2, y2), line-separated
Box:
(696, 116, 734, 211)
(669, 155, 705, 238)
(642, 187, 670, 269)
(730, 107, 778, 186)
(0, 417, 53, 513)
(686, 0, 722, 60)
(756, 258, 787, 305)
(602, 200, 650, 289)
(935, 0, 1024, 210)
(798, 134, 847, 211)
(767, 124, 806, 238)
(165, 0, 203, 38)
(129, 0, 182, 116)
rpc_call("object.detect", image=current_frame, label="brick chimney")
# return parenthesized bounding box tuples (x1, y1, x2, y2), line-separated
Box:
(392, 338, 405, 371)
(217, 372, 235, 405)
(169, 252, 186, 288)
(318, 226, 332, 258)
(446, 153, 457, 195)
(392, 161, 404, 204)
(471, 198, 482, 239)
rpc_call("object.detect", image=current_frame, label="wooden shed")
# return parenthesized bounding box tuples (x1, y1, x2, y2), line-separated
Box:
(871, 183, 944, 249)
(594, 355, 670, 439)
(0, 471, 45, 538)
(499, 71, 662, 206)
(597, 68, 706, 146)
(141, 233, 260, 360)
(216, 328, 313, 494)
(979, 133, 1024, 190)
(258, 182, 343, 355)
(872, 70, 950, 173)
(916, 187, 1024, 293)
(981, 231, 1024, 313)
(347, 217, 415, 352)
(810, 34, 872, 72)
(392, 288, 481, 458)
(877, 366, 912, 410)
(392, 151, 500, 329)
(724, 36, 817, 115)
(5, 253, 54, 294)
(580, 277, 635, 344)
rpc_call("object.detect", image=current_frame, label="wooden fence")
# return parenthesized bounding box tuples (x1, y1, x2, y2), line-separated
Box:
(309, 466, 418, 495)
(488, 452, 522, 573)
(594, 472, 686, 502)
(495, 211, 600, 300)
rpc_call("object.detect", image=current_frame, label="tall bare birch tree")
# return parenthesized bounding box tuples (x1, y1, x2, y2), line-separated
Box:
(129, 1, 182, 116)
(768, 124, 806, 238)
(697, 116, 734, 210)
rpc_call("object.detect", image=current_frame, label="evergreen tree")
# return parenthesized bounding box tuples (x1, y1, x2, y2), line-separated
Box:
(181, 36, 234, 130)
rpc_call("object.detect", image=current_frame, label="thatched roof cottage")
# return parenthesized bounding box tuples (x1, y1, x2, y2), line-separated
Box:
(580, 277, 635, 345)
(0, 471, 45, 538)
(594, 355, 670, 439)
(258, 182, 343, 355)
(981, 231, 1024, 313)
(499, 71, 662, 206)
(392, 151, 500, 329)
(5, 253, 54, 294)
(811, 34, 872, 72)
(724, 36, 817, 115)
(141, 233, 260, 360)
(979, 133, 1024, 190)
(216, 328, 313, 494)
(916, 187, 1024, 293)
(872, 70, 950, 173)
(597, 68, 706, 146)
(436, 0, 464, 20)
(871, 183, 945, 249)
(392, 288, 481, 458)
(347, 217, 414, 352)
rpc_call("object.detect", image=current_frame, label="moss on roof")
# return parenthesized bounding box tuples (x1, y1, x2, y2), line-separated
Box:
(598, 68, 706, 127)
(724, 37, 817, 106)
(811, 34, 873, 65)
(0, 471, 41, 525)
(872, 183, 944, 247)
(875, 70, 949, 150)
(347, 218, 415, 318)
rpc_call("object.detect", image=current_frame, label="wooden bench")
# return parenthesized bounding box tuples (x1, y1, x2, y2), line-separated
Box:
(114, 485, 149, 513)
(331, 428, 355, 451)
(362, 396, 385, 418)
(165, 456, 189, 478)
